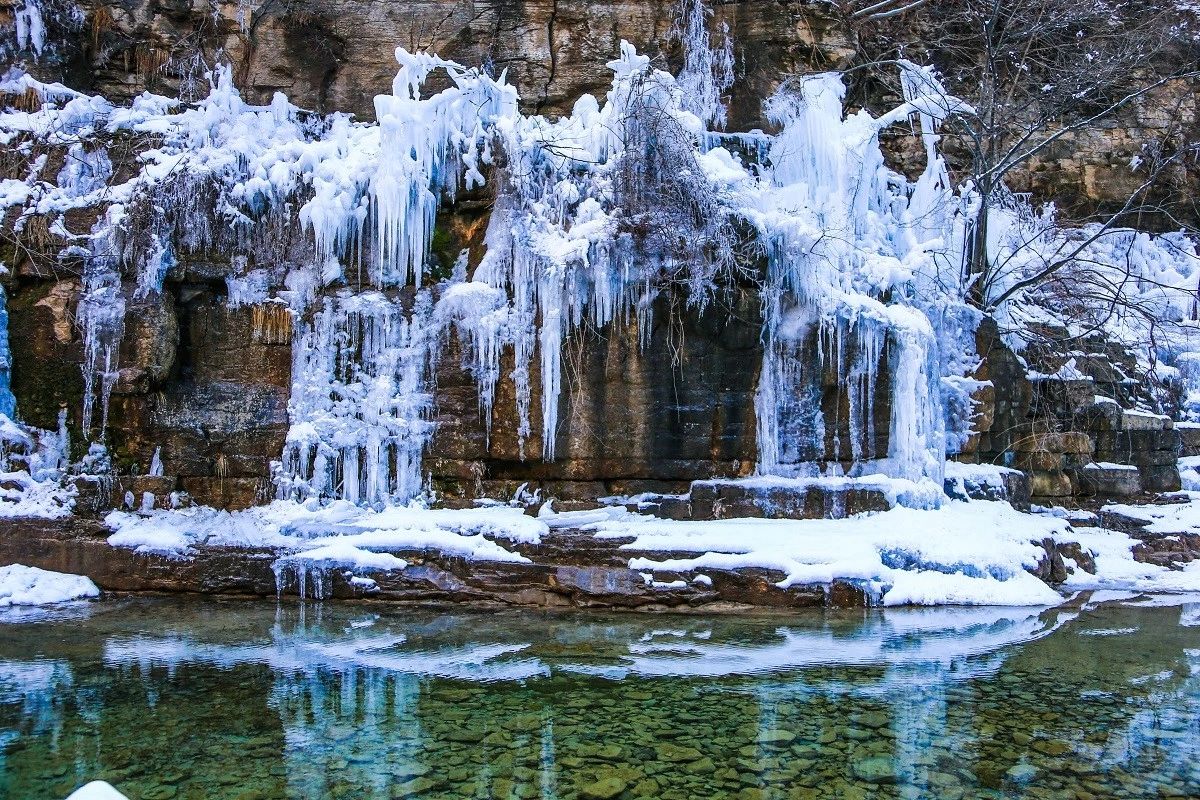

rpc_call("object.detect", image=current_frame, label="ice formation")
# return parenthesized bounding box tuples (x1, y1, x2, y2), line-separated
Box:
(673, 0, 734, 129)
(278, 291, 436, 506)
(13, 0, 45, 57)
(0, 285, 15, 419)
(1, 7, 1198, 514)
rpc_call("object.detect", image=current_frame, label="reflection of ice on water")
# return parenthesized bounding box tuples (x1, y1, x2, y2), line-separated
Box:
(99, 604, 1070, 686)
(0, 659, 74, 733)
(93, 606, 1075, 690)
(1182, 604, 1200, 627)
(271, 664, 424, 798)
(90, 603, 1079, 797)
(1106, 649, 1200, 794)
(0, 658, 77, 777)
(0, 598, 1198, 799)
(573, 605, 1072, 680)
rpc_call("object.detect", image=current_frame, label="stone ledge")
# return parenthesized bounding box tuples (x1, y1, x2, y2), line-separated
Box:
(1073, 464, 1144, 497)
(636, 478, 894, 521)
(0, 518, 873, 611)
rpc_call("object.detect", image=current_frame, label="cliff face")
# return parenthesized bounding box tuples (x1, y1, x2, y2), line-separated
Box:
(72, 1, 853, 121)
(0, 0, 1193, 512)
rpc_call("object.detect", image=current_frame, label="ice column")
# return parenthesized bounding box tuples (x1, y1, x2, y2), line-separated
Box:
(14, 0, 46, 56)
(754, 71, 947, 489)
(674, 0, 734, 129)
(0, 285, 15, 420)
(79, 207, 127, 438)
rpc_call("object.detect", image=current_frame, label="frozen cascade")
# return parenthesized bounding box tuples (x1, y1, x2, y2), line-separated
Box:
(272, 559, 330, 601)
(2, 36, 987, 509)
(277, 291, 435, 506)
(751, 71, 956, 493)
(13, 0, 46, 57)
(366, 49, 518, 286)
(0, 284, 15, 420)
(78, 208, 126, 439)
(673, 0, 734, 130)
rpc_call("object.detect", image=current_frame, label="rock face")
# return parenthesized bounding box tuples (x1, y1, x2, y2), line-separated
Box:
(12, 0, 1181, 206)
(429, 288, 764, 504)
(961, 318, 1181, 504)
(636, 477, 894, 521)
(55, 0, 856, 125)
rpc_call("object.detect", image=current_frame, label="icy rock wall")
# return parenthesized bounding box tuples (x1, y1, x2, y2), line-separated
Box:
(14, 2, 1194, 512)
(268, 43, 960, 503)
(0, 4, 972, 508)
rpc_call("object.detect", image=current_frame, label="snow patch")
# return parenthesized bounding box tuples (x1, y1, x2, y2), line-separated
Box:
(0, 564, 98, 606)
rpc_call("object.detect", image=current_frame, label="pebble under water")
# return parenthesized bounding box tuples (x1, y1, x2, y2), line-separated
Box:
(0, 595, 1197, 800)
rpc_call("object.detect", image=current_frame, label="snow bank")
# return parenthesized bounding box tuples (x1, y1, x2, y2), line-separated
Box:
(883, 570, 1060, 607)
(0, 564, 99, 606)
(1057, 525, 1200, 594)
(544, 491, 1200, 605)
(102, 489, 1200, 605)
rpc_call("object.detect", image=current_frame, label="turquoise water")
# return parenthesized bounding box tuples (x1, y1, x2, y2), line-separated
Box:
(0, 595, 1198, 800)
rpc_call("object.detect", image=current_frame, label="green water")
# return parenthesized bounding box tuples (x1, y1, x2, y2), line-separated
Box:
(0, 595, 1197, 800)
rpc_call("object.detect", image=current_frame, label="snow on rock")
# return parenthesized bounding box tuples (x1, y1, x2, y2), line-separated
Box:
(1101, 493, 1200, 535)
(105, 500, 544, 596)
(942, 461, 1026, 505)
(64, 782, 129, 800)
(0, 564, 99, 606)
(1057, 525, 1200, 594)
(540, 495, 1200, 604)
(1178, 456, 1200, 491)
(0, 411, 75, 519)
(884, 570, 1061, 607)
(545, 499, 1068, 606)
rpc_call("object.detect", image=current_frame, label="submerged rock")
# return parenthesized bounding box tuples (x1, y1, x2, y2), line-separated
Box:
(850, 757, 899, 784)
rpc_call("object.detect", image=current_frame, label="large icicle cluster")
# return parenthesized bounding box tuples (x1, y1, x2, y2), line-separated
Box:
(0, 42, 994, 508)
(280, 45, 970, 500)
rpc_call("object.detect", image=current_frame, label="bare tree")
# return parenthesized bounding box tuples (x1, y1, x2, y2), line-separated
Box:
(844, 0, 1200, 312)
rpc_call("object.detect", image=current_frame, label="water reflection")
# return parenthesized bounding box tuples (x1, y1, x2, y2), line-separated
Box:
(0, 597, 1196, 799)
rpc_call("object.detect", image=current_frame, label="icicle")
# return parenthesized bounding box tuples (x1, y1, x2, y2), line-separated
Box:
(148, 447, 163, 476)
(0, 285, 15, 421)
(369, 48, 519, 286)
(79, 206, 127, 439)
(673, 0, 734, 129)
(750, 66, 963, 498)
(14, 0, 46, 57)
